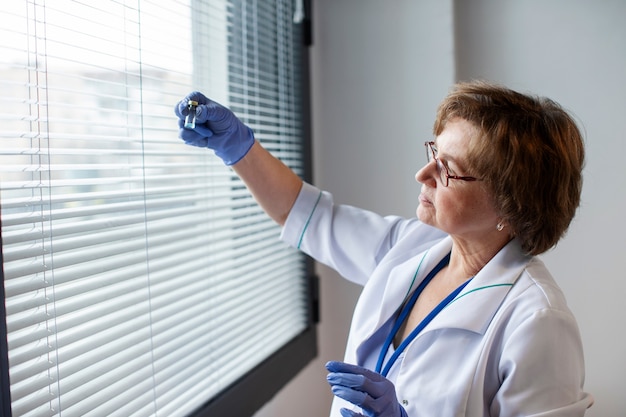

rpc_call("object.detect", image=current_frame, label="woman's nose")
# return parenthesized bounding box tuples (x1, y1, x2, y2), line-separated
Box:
(416, 159, 437, 185)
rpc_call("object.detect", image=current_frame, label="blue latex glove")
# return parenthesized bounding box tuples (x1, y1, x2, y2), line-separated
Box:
(174, 91, 255, 165)
(326, 361, 408, 417)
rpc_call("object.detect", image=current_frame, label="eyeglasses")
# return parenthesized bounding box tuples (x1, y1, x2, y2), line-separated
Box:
(425, 141, 480, 187)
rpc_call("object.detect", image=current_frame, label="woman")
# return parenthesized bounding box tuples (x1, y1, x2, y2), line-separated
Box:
(175, 81, 593, 416)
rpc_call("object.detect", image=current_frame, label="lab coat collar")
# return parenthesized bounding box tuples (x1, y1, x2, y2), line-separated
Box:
(372, 236, 453, 335)
(358, 235, 455, 348)
(371, 236, 530, 339)
(423, 237, 531, 335)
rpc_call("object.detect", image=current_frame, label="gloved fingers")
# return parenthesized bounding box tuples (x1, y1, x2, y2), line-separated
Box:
(332, 385, 392, 417)
(174, 92, 240, 133)
(330, 385, 370, 408)
(174, 99, 190, 119)
(184, 91, 209, 104)
(190, 123, 215, 138)
(177, 121, 210, 148)
(327, 372, 389, 402)
(326, 361, 382, 381)
(327, 371, 366, 389)
(173, 92, 254, 164)
(174, 91, 209, 119)
(179, 131, 208, 147)
(177, 118, 214, 137)
(193, 101, 234, 129)
(339, 408, 366, 417)
(326, 361, 408, 417)
(181, 136, 208, 147)
(326, 362, 388, 398)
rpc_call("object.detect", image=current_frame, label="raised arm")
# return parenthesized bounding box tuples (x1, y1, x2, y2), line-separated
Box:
(231, 142, 302, 225)
(174, 92, 303, 225)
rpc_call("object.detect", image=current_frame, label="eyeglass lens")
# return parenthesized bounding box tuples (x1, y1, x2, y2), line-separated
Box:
(426, 142, 448, 186)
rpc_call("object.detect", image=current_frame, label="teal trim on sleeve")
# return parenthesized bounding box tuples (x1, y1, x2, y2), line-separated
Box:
(297, 190, 323, 250)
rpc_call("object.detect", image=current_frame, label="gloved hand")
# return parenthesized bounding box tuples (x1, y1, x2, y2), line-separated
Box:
(174, 91, 255, 165)
(326, 361, 408, 417)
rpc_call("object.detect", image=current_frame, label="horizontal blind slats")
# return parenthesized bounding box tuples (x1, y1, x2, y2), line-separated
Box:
(2, 205, 273, 262)
(3, 216, 282, 288)
(1, 0, 307, 415)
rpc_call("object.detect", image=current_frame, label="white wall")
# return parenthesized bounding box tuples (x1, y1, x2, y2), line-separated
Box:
(256, 0, 625, 416)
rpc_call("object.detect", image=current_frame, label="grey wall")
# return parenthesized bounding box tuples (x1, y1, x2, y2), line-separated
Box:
(455, 2, 626, 416)
(256, 1, 625, 416)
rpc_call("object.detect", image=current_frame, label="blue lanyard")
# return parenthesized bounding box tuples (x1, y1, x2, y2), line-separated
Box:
(375, 252, 472, 377)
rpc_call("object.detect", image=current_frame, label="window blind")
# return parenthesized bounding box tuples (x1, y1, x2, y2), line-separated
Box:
(0, 1, 312, 416)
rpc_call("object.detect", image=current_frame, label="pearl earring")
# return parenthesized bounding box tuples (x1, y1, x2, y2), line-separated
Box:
(496, 222, 504, 232)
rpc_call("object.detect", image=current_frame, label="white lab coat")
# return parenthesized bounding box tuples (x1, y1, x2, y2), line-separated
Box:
(281, 182, 593, 417)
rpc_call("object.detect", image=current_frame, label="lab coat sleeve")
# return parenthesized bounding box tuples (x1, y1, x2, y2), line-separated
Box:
(493, 307, 593, 416)
(281, 182, 442, 285)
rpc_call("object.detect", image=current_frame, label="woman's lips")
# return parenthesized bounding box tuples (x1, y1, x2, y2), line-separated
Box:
(419, 193, 432, 205)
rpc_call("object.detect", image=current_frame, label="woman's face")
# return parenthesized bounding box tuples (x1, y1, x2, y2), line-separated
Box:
(416, 118, 500, 241)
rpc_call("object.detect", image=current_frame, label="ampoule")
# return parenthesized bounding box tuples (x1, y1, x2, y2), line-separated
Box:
(184, 100, 198, 129)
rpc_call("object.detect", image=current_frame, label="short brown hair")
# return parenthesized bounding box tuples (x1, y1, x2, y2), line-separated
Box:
(434, 81, 585, 255)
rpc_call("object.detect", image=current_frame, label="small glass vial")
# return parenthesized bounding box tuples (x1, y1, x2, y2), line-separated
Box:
(184, 100, 198, 129)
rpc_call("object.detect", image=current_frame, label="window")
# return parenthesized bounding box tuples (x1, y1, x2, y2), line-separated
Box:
(0, 1, 316, 416)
